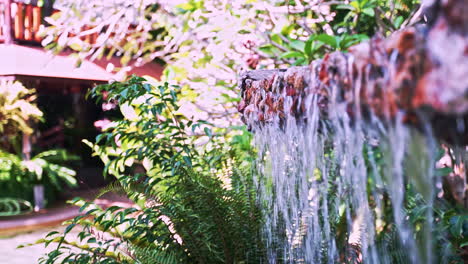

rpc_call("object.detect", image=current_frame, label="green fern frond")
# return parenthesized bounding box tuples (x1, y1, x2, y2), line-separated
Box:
(377, 226, 410, 264)
(95, 181, 128, 200)
(133, 245, 182, 264)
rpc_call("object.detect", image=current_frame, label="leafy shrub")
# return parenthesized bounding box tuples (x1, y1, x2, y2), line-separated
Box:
(0, 80, 78, 212)
(32, 76, 264, 263)
(0, 81, 42, 151)
(0, 198, 32, 216)
(0, 149, 79, 208)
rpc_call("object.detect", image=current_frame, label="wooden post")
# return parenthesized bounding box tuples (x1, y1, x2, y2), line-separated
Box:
(23, 4, 33, 41)
(32, 4, 41, 41)
(13, 2, 24, 40)
(21, 132, 31, 160)
(2, 0, 12, 44)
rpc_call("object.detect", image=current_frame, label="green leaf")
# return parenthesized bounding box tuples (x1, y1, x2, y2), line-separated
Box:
(237, 29, 251, 34)
(280, 24, 295, 35)
(46, 231, 59, 237)
(336, 4, 355, 10)
(183, 156, 192, 167)
(350, 1, 360, 10)
(394, 16, 404, 29)
(362, 7, 375, 17)
(289, 40, 305, 51)
(204, 127, 212, 138)
(258, 44, 278, 56)
(340, 34, 369, 49)
(304, 39, 313, 57)
(279, 51, 304, 59)
(270, 34, 282, 45)
(435, 167, 453, 177)
(69, 42, 82, 52)
(312, 34, 338, 49)
(450, 215, 467, 237)
(293, 57, 307, 66)
(64, 223, 76, 235)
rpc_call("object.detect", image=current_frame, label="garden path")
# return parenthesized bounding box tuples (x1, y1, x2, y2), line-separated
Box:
(0, 225, 78, 264)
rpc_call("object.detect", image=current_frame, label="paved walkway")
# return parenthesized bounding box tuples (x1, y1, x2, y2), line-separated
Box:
(0, 191, 133, 263)
(0, 225, 78, 264)
(0, 206, 81, 237)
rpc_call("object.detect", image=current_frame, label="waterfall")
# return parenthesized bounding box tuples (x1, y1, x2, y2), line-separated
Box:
(239, 1, 468, 260)
(246, 77, 453, 264)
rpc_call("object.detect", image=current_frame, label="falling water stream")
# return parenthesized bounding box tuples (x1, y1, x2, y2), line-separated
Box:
(244, 67, 461, 263)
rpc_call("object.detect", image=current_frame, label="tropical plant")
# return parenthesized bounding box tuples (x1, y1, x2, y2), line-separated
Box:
(0, 148, 78, 209)
(0, 81, 42, 151)
(29, 76, 264, 263)
(0, 198, 33, 216)
(21, 149, 79, 189)
(0, 80, 78, 211)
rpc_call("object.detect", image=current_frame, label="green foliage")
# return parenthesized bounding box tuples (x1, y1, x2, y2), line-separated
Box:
(0, 150, 30, 202)
(0, 148, 78, 190)
(33, 76, 264, 263)
(36, 1, 468, 262)
(41, 0, 421, 131)
(0, 198, 32, 216)
(0, 80, 78, 212)
(22, 149, 79, 189)
(335, 0, 420, 34)
(0, 78, 78, 210)
(0, 81, 42, 151)
(387, 188, 468, 264)
(0, 149, 78, 210)
(264, 32, 370, 65)
(132, 245, 180, 264)
(258, 0, 420, 66)
(363, 143, 467, 264)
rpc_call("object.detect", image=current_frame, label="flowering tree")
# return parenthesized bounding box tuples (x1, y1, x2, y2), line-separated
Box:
(43, 0, 419, 127)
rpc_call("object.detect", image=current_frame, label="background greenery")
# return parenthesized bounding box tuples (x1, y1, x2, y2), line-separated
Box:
(32, 77, 265, 263)
(17, 0, 468, 263)
(0, 81, 78, 213)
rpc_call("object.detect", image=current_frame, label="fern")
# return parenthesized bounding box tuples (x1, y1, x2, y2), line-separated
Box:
(95, 181, 127, 199)
(132, 245, 182, 264)
(376, 226, 410, 264)
(31, 77, 266, 263)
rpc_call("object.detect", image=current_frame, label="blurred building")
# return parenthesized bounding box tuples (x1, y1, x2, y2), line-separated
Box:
(0, 0, 162, 188)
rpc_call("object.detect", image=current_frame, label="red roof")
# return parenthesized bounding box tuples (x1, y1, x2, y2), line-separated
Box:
(0, 44, 162, 82)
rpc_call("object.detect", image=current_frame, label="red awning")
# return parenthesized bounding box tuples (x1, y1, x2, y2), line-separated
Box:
(0, 44, 163, 82)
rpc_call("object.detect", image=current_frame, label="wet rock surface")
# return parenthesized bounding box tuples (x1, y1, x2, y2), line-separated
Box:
(239, 0, 468, 144)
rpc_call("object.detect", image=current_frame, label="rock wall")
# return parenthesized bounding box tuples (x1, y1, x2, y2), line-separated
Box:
(238, 0, 468, 144)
